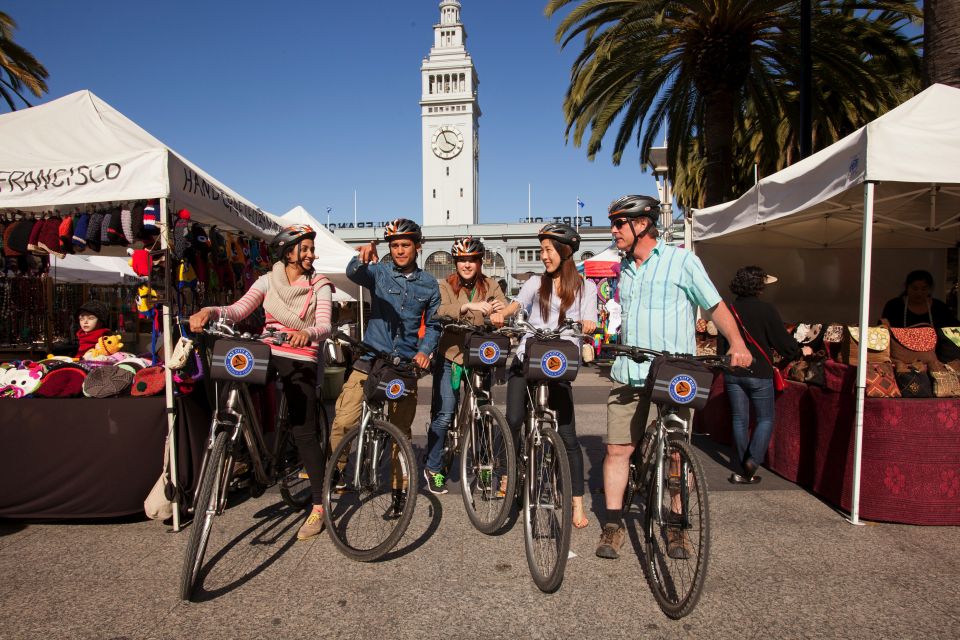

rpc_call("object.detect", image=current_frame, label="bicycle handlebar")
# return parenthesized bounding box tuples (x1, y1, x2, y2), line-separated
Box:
(604, 343, 740, 370)
(501, 316, 588, 342)
(202, 320, 290, 346)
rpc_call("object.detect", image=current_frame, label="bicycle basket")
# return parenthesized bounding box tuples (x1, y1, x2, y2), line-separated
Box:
(463, 333, 511, 368)
(210, 339, 272, 384)
(363, 359, 416, 402)
(523, 339, 580, 382)
(646, 356, 714, 410)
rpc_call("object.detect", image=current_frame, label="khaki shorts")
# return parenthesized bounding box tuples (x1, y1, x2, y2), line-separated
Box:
(606, 384, 692, 445)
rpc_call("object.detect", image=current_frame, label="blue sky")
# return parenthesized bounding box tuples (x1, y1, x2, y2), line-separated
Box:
(6, 0, 661, 226)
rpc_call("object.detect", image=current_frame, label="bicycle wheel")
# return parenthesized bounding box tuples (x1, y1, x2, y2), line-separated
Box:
(179, 431, 229, 600)
(623, 430, 654, 514)
(522, 426, 572, 593)
(642, 438, 710, 619)
(278, 397, 328, 510)
(322, 419, 418, 561)
(459, 405, 516, 534)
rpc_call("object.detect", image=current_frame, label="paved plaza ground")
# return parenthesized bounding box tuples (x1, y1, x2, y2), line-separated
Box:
(2, 369, 958, 639)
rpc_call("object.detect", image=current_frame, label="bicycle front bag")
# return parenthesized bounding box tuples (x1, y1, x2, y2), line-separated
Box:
(646, 356, 714, 410)
(363, 359, 416, 402)
(523, 339, 580, 382)
(210, 339, 272, 384)
(463, 333, 511, 369)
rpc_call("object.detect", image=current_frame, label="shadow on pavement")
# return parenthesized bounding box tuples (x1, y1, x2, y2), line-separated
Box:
(191, 500, 301, 603)
(377, 491, 442, 562)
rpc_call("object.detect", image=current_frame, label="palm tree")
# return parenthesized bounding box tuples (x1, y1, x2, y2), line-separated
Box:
(0, 11, 49, 111)
(924, 0, 960, 88)
(544, 1, 920, 207)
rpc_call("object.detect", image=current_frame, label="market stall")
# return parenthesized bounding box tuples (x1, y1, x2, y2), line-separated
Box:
(692, 83, 960, 524)
(0, 90, 280, 523)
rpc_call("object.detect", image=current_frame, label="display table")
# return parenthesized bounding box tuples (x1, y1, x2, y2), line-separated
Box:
(0, 395, 210, 519)
(694, 362, 960, 526)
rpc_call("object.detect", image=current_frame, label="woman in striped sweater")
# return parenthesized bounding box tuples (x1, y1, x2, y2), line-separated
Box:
(189, 224, 334, 541)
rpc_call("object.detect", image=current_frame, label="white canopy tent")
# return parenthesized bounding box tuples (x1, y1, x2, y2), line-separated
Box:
(692, 83, 960, 524)
(0, 90, 281, 531)
(280, 205, 357, 298)
(49, 255, 139, 284)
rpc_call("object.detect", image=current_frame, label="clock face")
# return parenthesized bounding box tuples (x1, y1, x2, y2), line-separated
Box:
(431, 126, 464, 160)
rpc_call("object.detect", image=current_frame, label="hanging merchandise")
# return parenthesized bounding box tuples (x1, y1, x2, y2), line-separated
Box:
(36, 217, 66, 258)
(57, 215, 75, 255)
(105, 207, 129, 246)
(72, 212, 90, 252)
(141, 200, 161, 240)
(7, 218, 35, 255)
(188, 223, 211, 286)
(128, 248, 152, 277)
(121, 207, 135, 245)
(172, 209, 192, 260)
(26, 217, 44, 253)
(129, 202, 145, 240)
(85, 210, 104, 252)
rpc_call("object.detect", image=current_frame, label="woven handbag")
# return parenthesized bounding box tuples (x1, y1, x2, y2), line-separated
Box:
(841, 326, 890, 366)
(889, 326, 938, 366)
(864, 362, 901, 398)
(894, 361, 932, 398)
(936, 327, 960, 363)
(930, 369, 960, 398)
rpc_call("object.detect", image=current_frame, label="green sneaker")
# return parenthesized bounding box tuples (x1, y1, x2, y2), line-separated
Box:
(424, 468, 448, 495)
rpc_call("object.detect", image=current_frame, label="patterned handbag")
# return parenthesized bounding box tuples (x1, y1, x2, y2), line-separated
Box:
(889, 326, 938, 366)
(930, 369, 960, 398)
(893, 361, 932, 398)
(841, 326, 890, 366)
(864, 362, 901, 398)
(822, 323, 845, 343)
(936, 327, 960, 363)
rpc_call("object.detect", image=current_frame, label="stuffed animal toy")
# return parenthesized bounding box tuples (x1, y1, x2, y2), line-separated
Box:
(83, 334, 124, 360)
(0, 366, 44, 398)
(136, 285, 158, 318)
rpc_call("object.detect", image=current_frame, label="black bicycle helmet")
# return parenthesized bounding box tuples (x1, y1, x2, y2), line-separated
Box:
(383, 218, 422, 243)
(607, 195, 661, 221)
(538, 222, 581, 252)
(270, 224, 316, 260)
(451, 236, 484, 258)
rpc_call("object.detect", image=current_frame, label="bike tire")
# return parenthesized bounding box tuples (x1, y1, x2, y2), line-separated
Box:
(522, 426, 572, 593)
(179, 430, 228, 601)
(278, 397, 328, 511)
(642, 438, 710, 619)
(322, 419, 418, 562)
(623, 431, 654, 514)
(459, 405, 516, 535)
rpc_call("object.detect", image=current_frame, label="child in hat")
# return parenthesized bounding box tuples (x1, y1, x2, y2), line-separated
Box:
(76, 300, 113, 358)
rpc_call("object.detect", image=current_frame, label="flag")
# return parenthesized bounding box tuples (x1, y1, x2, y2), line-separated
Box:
(577, 198, 584, 209)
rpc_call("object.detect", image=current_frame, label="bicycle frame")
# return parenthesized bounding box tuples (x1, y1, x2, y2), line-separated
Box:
(351, 398, 389, 488)
(645, 405, 693, 533)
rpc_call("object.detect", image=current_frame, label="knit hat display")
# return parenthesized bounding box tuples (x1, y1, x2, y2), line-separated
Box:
(7, 219, 36, 255)
(100, 209, 113, 246)
(128, 248, 151, 277)
(105, 207, 129, 246)
(72, 213, 90, 251)
(120, 208, 134, 245)
(173, 209, 191, 260)
(37, 217, 66, 258)
(2, 223, 16, 257)
(57, 216, 75, 255)
(116, 357, 149, 375)
(85, 212, 104, 252)
(34, 365, 87, 398)
(26, 218, 44, 253)
(0, 366, 45, 397)
(77, 299, 110, 326)
(82, 364, 134, 398)
(131, 366, 165, 396)
(142, 200, 160, 238)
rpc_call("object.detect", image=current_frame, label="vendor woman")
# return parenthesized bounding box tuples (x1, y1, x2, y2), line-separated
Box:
(880, 270, 957, 328)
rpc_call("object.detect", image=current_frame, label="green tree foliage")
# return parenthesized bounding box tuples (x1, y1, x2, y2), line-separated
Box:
(0, 11, 49, 111)
(545, 0, 921, 208)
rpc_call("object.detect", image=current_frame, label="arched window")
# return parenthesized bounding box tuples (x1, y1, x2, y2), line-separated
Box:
(482, 250, 507, 279)
(425, 251, 455, 281)
(579, 251, 595, 261)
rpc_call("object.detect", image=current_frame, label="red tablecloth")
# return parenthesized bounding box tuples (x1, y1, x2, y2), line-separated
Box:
(694, 362, 960, 526)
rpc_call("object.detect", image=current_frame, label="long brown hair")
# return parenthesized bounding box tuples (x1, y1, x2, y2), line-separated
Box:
(446, 263, 489, 300)
(538, 240, 582, 323)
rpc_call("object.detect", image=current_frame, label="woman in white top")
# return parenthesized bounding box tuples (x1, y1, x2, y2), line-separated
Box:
(503, 223, 598, 529)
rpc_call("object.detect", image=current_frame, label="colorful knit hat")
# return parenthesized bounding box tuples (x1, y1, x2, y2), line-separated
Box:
(37, 217, 65, 258)
(34, 364, 87, 398)
(72, 213, 90, 251)
(131, 366, 165, 396)
(82, 365, 134, 398)
(85, 212, 104, 252)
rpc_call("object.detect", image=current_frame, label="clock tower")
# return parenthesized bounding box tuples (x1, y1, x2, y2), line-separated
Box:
(421, 0, 480, 226)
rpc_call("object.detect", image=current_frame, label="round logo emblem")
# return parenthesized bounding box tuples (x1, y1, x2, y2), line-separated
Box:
(224, 347, 255, 377)
(385, 378, 406, 400)
(540, 350, 568, 378)
(478, 341, 501, 365)
(668, 374, 698, 404)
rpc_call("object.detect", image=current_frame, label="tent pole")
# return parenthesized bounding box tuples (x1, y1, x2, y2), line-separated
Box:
(160, 198, 181, 532)
(849, 181, 876, 526)
(358, 286, 364, 340)
(685, 211, 694, 253)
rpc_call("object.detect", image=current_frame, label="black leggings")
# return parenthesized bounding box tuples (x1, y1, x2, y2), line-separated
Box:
(505, 360, 584, 497)
(273, 357, 324, 506)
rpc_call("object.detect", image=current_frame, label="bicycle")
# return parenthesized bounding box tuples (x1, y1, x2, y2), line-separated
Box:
(435, 316, 516, 534)
(604, 343, 731, 619)
(499, 313, 588, 593)
(321, 332, 421, 561)
(179, 319, 328, 601)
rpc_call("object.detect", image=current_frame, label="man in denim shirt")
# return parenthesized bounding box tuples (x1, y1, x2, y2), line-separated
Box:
(330, 218, 440, 517)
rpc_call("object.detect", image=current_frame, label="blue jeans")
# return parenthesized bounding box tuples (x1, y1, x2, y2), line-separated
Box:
(724, 374, 776, 470)
(426, 359, 459, 473)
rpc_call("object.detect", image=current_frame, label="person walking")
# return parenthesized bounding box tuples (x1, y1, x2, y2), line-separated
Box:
(719, 266, 811, 484)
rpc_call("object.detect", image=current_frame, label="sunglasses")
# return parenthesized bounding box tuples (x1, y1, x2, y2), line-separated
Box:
(610, 217, 631, 230)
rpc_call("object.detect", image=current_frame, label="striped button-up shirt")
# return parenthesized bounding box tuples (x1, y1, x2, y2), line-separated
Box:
(612, 240, 722, 387)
